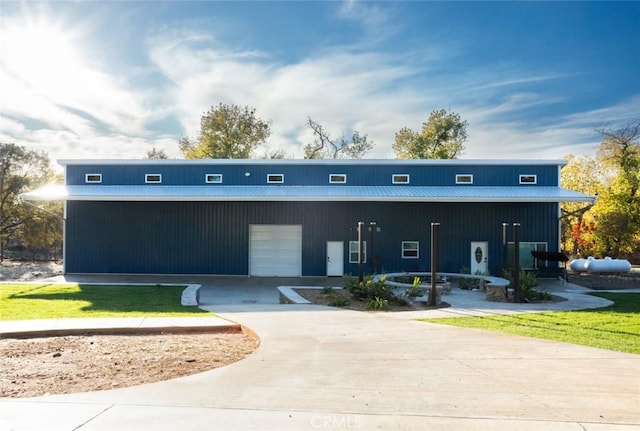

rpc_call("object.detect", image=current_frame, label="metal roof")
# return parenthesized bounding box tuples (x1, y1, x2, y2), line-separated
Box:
(21, 184, 595, 203)
(58, 158, 569, 167)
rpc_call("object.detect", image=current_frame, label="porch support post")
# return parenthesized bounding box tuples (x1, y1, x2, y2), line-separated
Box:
(513, 223, 521, 303)
(430, 222, 440, 306)
(357, 221, 364, 283)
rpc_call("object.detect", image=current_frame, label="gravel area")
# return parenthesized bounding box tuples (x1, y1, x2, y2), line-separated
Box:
(567, 271, 640, 290)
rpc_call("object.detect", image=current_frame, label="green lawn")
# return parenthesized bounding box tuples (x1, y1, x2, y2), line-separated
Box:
(0, 283, 211, 320)
(419, 293, 640, 354)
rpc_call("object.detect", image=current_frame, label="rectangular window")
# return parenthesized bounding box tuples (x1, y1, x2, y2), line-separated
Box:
(145, 174, 162, 183)
(205, 173, 223, 184)
(329, 174, 347, 184)
(267, 173, 284, 183)
(402, 241, 419, 259)
(392, 174, 410, 184)
(85, 174, 102, 183)
(506, 242, 547, 269)
(349, 241, 367, 263)
(455, 174, 473, 184)
(519, 174, 537, 184)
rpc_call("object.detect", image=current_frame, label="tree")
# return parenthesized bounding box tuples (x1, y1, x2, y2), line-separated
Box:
(592, 120, 640, 259)
(179, 103, 271, 159)
(0, 143, 53, 260)
(146, 147, 169, 159)
(393, 109, 468, 159)
(596, 120, 640, 203)
(560, 154, 604, 256)
(16, 199, 63, 262)
(259, 148, 289, 159)
(303, 117, 374, 159)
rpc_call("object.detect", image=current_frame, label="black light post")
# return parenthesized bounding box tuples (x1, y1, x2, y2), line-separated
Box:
(513, 223, 521, 303)
(357, 221, 364, 283)
(430, 222, 440, 306)
(369, 221, 377, 274)
(502, 222, 509, 275)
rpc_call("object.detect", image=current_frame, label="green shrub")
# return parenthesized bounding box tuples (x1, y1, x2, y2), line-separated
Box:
(366, 296, 389, 310)
(328, 296, 350, 307)
(343, 274, 360, 293)
(321, 285, 334, 295)
(404, 276, 426, 299)
(346, 275, 394, 301)
(501, 269, 550, 301)
(458, 267, 485, 290)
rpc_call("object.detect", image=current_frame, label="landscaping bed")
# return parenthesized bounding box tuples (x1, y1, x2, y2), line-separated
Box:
(294, 287, 450, 312)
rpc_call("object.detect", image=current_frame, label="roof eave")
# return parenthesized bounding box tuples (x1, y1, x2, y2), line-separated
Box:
(57, 196, 594, 203)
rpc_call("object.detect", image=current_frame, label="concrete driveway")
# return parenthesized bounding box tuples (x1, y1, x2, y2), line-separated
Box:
(1, 277, 639, 430)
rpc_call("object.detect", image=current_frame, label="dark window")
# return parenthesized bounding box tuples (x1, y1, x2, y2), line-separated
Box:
(329, 174, 347, 184)
(205, 174, 223, 184)
(392, 174, 410, 184)
(456, 174, 473, 184)
(267, 174, 284, 183)
(145, 174, 162, 183)
(519, 174, 537, 184)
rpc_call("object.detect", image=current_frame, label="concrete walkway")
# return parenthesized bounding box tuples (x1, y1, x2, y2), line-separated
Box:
(1, 278, 639, 430)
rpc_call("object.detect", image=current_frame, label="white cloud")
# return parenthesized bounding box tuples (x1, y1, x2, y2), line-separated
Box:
(0, 9, 170, 161)
(1, 3, 637, 165)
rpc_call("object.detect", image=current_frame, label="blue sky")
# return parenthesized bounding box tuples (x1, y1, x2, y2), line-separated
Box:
(1, 1, 639, 162)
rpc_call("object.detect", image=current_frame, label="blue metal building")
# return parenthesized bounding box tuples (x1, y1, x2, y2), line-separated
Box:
(24, 159, 594, 277)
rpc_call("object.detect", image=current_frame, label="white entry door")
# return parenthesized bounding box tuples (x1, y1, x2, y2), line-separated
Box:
(326, 241, 344, 276)
(470, 241, 489, 274)
(249, 225, 302, 276)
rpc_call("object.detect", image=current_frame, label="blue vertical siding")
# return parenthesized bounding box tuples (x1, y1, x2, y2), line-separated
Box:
(65, 200, 558, 276)
(65, 163, 560, 186)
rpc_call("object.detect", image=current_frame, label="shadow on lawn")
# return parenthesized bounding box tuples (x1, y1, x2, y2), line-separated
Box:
(8, 283, 209, 314)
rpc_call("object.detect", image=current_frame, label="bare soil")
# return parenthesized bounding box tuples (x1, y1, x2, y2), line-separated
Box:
(0, 260, 258, 399)
(294, 288, 450, 312)
(1, 332, 258, 398)
(567, 271, 640, 290)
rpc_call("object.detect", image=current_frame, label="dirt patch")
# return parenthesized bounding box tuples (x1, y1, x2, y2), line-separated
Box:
(294, 288, 450, 312)
(567, 272, 640, 290)
(0, 260, 62, 281)
(1, 332, 259, 398)
(0, 260, 259, 399)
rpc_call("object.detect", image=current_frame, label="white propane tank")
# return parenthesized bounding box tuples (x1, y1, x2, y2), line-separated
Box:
(585, 257, 632, 273)
(569, 258, 589, 272)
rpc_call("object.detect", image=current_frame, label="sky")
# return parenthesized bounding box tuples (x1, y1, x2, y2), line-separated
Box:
(1, 1, 639, 164)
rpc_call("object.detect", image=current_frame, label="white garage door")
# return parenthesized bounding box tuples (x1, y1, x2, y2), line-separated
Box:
(249, 225, 302, 276)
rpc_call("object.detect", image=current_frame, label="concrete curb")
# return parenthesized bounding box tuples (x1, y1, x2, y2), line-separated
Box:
(180, 284, 201, 306)
(0, 315, 244, 339)
(277, 285, 342, 304)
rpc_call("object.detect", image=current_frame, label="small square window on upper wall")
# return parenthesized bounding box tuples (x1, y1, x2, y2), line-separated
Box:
(145, 174, 162, 183)
(455, 174, 473, 184)
(392, 174, 410, 184)
(519, 174, 537, 184)
(402, 241, 419, 259)
(329, 174, 347, 184)
(85, 174, 102, 183)
(267, 174, 284, 183)
(205, 174, 223, 184)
